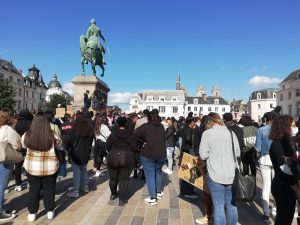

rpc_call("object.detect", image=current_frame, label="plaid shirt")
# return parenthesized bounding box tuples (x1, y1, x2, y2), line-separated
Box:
(22, 135, 59, 176)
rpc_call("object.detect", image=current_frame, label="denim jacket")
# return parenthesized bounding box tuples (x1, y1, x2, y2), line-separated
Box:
(255, 124, 272, 156)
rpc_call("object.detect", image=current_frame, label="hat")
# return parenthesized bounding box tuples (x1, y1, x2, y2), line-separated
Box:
(223, 113, 233, 122)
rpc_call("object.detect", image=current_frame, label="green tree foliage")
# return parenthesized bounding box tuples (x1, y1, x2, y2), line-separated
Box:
(0, 79, 16, 109)
(45, 94, 67, 113)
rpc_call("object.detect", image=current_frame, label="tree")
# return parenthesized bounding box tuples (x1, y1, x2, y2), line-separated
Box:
(0, 79, 16, 109)
(45, 94, 67, 113)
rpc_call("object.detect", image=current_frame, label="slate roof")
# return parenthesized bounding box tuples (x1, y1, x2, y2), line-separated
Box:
(186, 96, 229, 105)
(249, 88, 277, 100)
(0, 58, 22, 76)
(281, 69, 300, 83)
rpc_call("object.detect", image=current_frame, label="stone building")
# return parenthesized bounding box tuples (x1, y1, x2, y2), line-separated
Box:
(249, 88, 277, 122)
(46, 74, 73, 103)
(276, 69, 300, 120)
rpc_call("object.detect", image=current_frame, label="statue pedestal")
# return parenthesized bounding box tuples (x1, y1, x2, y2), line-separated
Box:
(72, 76, 110, 112)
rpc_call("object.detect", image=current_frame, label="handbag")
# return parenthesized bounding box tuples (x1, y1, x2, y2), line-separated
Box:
(230, 131, 256, 203)
(0, 142, 24, 164)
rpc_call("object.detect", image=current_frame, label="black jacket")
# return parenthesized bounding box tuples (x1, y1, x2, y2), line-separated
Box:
(226, 122, 244, 150)
(134, 120, 166, 160)
(106, 128, 137, 153)
(15, 110, 33, 136)
(181, 125, 201, 156)
(166, 127, 176, 147)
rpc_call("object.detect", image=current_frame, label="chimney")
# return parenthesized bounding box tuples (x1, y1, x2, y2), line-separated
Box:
(203, 94, 207, 102)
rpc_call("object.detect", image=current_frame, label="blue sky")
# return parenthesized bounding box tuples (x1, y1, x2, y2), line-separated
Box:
(1, 0, 300, 110)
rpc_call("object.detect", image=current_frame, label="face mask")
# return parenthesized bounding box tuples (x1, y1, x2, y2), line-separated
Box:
(291, 127, 299, 136)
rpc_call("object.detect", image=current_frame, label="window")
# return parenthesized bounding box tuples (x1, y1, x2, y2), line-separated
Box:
(40, 93, 43, 100)
(194, 107, 197, 111)
(17, 101, 21, 110)
(297, 102, 300, 115)
(283, 85, 285, 90)
(32, 92, 34, 98)
(208, 107, 211, 112)
(200, 107, 203, 111)
(215, 107, 218, 112)
(257, 92, 261, 99)
(159, 106, 165, 113)
(280, 94, 283, 101)
(26, 90, 29, 97)
(146, 106, 153, 111)
(288, 92, 292, 99)
(289, 105, 292, 115)
(193, 98, 198, 104)
(296, 89, 300, 97)
(172, 97, 177, 101)
(214, 99, 219, 104)
(9, 76, 13, 82)
(222, 107, 226, 112)
(159, 96, 165, 101)
(18, 89, 22, 97)
(273, 93, 276, 99)
(172, 106, 178, 113)
(187, 106, 191, 111)
(17, 78, 21, 83)
(134, 99, 137, 104)
(258, 104, 261, 109)
(270, 103, 273, 109)
(147, 96, 153, 101)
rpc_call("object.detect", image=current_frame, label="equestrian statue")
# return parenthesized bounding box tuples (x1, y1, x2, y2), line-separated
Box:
(80, 19, 106, 77)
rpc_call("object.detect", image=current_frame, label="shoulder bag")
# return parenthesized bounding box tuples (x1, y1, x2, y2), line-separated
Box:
(230, 130, 256, 203)
(0, 142, 23, 164)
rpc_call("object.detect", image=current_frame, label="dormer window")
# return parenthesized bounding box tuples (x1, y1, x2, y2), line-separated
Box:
(273, 93, 276, 99)
(214, 99, 219, 104)
(257, 92, 261, 99)
(159, 96, 165, 101)
(193, 98, 198, 104)
(147, 96, 153, 101)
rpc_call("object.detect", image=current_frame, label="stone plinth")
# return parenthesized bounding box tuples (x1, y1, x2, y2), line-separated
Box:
(72, 75, 110, 112)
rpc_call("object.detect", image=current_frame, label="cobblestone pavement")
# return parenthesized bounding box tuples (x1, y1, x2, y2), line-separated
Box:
(1, 153, 297, 225)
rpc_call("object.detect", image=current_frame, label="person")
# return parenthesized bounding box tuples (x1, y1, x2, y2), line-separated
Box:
(14, 109, 33, 191)
(84, 90, 91, 111)
(163, 118, 176, 175)
(199, 113, 240, 225)
(255, 112, 275, 222)
(106, 117, 137, 206)
(0, 108, 21, 221)
(239, 115, 257, 176)
(179, 116, 201, 199)
(22, 112, 59, 222)
(67, 112, 93, 198)
(269, 115, 300, 225)
(93, 115, 111, 177)
(134, 109, 166, 205)
(134, 109, 149, 130)
(271, 106, 281, 119)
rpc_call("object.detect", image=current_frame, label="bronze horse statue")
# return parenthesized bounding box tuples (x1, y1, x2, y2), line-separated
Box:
(80, 35, 105, 77)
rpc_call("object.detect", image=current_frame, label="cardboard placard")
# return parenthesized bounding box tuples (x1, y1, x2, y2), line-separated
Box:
(66, 105, 74, 115)
(178, 152, 204, 191)
(55, 107, 66, 118)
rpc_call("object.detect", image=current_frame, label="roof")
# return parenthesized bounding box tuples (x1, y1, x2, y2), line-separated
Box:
(281, 69, 300, 83)
(48, 74, 62, 89)
(249, 88, 277, 100)
(186, 96, 229, 105)
(0, 58, 22, 76)
(28, 64, 40, 72)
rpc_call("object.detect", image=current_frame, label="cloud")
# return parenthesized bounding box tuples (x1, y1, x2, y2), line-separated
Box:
(248, 75, 282, 87)
(109, 92, 135, 104)
(62, 82, 75, 96)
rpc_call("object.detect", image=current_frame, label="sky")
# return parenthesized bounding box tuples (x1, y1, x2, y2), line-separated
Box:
(1, 0, 300, 111)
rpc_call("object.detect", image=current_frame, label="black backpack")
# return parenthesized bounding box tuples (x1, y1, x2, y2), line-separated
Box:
(72, 134, 92, 165)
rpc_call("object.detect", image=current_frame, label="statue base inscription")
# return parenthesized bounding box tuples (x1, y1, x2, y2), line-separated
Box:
(72, 76, 110, 112)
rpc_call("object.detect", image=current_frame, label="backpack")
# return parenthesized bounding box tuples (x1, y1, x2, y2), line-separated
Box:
(72, 134, 92, 165)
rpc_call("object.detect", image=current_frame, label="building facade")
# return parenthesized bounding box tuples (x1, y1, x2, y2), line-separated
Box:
(0, 59, 47, 111)
(230, 99, 248, 121)
(276, 69, 300, 120)
(46, 74, 73, 103)
(249, 88, 277, 122)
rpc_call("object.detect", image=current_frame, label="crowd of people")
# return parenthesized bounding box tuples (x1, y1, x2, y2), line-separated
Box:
(1, 105, 300, 225)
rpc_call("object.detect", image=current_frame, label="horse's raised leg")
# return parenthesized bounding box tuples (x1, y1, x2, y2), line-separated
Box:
(91, 61, 96, 76)
(100, 64, 105, 77)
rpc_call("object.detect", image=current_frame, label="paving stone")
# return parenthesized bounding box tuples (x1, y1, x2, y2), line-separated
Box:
(130, 216, 144, 225)
(157, 217, 168, 225)
(157, 208, 169, 218)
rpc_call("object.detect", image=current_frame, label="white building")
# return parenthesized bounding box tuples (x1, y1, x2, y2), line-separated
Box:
(46, 74, 73, 103)
(249, 88, 277, 122)
(276, 69, 300, 120)
(129, 90, 186, 119)
(184, 86, 230, 117)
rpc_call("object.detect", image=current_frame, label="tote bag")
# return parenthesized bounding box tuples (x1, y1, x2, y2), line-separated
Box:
(0, 141, 23, 164)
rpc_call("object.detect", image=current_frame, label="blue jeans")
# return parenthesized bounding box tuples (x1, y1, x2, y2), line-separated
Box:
(0, 164, 13, 214)
(207, 174, 238, 225)
(140, 156, 165, 199)
(58, 161, 67, 177)
(72, 161, 89, 192)
(166, 147, 174, 170)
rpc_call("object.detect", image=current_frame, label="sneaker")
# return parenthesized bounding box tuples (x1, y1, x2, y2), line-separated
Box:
(118, 200, 128, 206)
(94, 171, 105, 177)
(145, 197, 157, 205)
(110, 194, 118, 200)
(157, 192, 164, 199)
(163, 168, 172, 175)
(271, 207, 277, 217)
(5, 210, 16, 214)
(184, 194, 199, 199)
(47, 211, 54, 220)
(67, 191, 79, 198)
(27, 213, 36, 222)
(14, 185, 22, 192)
(0, 211, 16, 221)
(80, 186, 89, 193)
(195, 216, 213, 224)
(4, 189, 9, 194)
(262, 215, 269, 222)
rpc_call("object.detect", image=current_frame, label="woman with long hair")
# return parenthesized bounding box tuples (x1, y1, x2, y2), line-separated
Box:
(106, 117, 137, 206)
(93, 114, 111, 177)
(134, 109, 166, 205)
(269, 115, 300, 225)
(67, 112, 93, 198)
(22, 112, 59, 222)
(0, 108, 21, 221)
